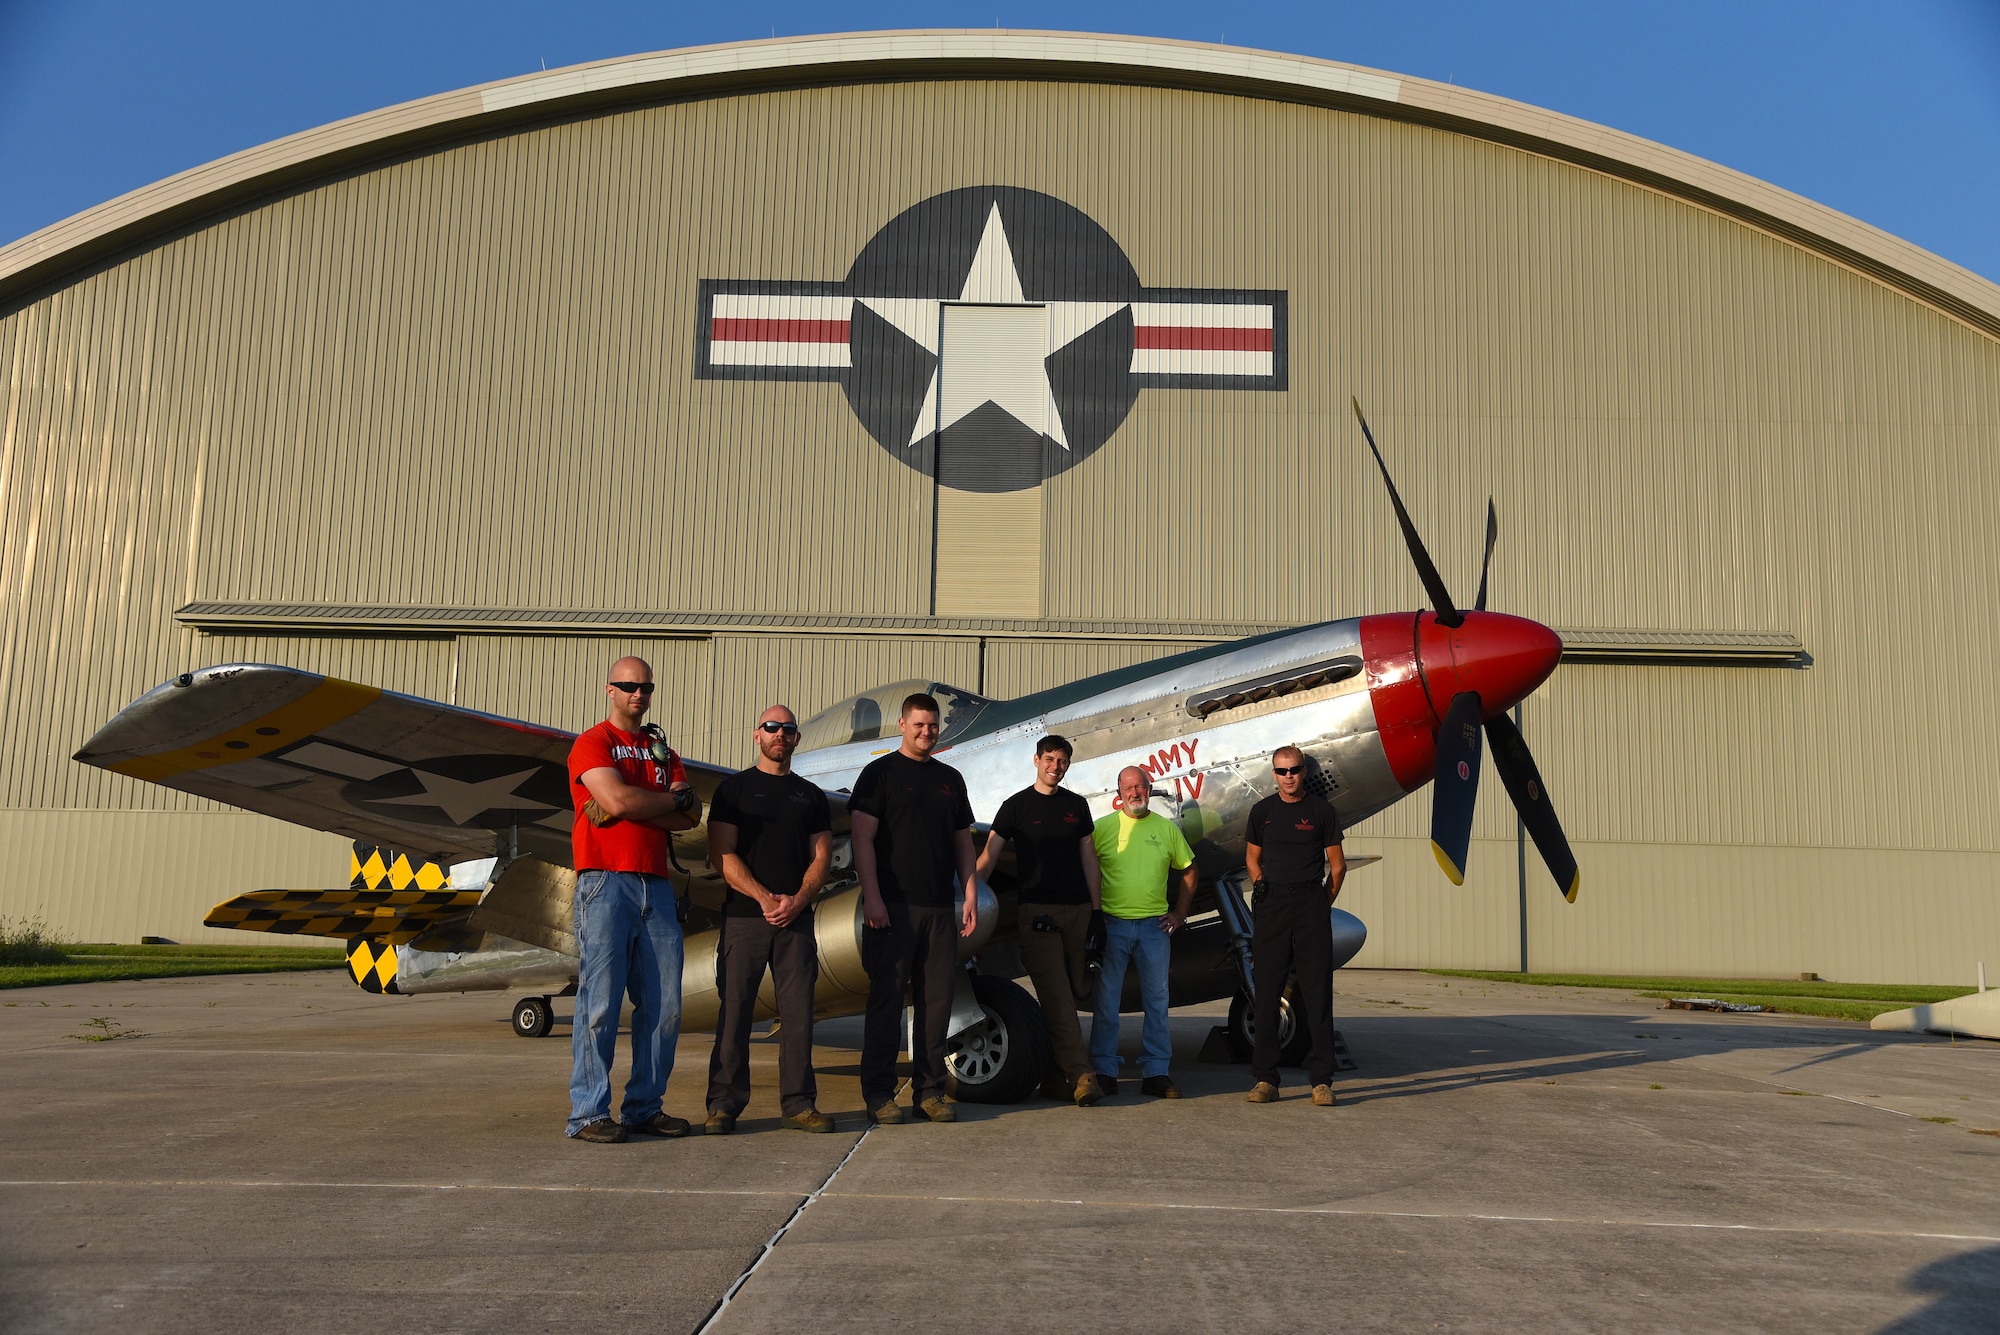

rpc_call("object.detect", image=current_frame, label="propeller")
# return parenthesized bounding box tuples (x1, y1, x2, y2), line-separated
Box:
(1353, 400, 1580, 901)
(1351, 398, 1462, 628)
(1430, 692, 1484, 885)
(1473, 498, 1498, 612)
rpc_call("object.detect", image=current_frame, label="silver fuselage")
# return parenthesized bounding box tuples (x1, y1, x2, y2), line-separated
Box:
(393, 618, 1392, 1012)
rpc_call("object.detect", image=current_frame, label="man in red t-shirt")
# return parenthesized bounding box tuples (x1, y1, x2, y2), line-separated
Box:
(564, 655, 700, 1143)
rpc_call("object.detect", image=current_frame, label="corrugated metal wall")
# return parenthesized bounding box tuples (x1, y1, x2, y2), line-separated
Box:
(2, 78, 1997, 976)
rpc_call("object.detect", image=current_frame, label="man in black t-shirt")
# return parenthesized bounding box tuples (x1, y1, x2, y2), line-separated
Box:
(975, 735, 1104, 1107)
(849, 692, 978, 1125)
(705, 704, 835, 1135)
(1242, 744, 1348, 1107)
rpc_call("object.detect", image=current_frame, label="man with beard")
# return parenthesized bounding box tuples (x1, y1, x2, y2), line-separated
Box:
(705, 704, 836, 1134)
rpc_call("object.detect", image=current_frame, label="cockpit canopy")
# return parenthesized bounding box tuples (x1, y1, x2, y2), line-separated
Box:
(796, 679, 992, 752)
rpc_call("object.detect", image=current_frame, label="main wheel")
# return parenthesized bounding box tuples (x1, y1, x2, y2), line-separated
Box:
(512, 995, 554, 1038)
(946, 975, 1051, 1104)
(1226, 984, 1311, 1067)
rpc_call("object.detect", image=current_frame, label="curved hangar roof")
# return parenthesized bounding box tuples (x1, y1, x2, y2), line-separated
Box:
(2, 29, 1998, 336)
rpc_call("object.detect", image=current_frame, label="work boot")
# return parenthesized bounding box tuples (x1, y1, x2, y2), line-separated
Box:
(918, 1096, 958, 1123)
(1311, 1084, 1338, 1107)
(1074, 1073, 1104, 1107)
(704, 1111, 737, 1135)
(1246, 1081, 1280, 1103)
(572, 1118, 627, 1143)
(1097, 1074, 1119, 1096)
(1140, 1076, 1183, 1099)
(786, 1108, 837, 1133)
(869, 1100, 905, 1126)
(626, 1113, 691, 1138)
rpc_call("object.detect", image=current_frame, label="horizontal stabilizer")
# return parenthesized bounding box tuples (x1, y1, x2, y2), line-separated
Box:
(205, 886, 481, 941)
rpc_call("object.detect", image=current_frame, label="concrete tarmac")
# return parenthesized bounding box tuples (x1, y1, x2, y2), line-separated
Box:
(3, 969, 1997, 1333)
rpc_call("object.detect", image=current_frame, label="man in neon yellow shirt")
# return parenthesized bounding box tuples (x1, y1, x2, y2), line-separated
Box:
(1089, 765, 1197, 1097)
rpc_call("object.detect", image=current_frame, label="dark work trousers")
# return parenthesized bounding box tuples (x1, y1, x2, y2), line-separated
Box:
(860, 902, 958, 1106)
(1251, 884, 1339, 1087)
(706, 912, 819, 1118)
(1016, 901, 1092, 1083)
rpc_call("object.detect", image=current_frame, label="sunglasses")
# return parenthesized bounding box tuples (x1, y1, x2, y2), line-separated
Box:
(1273, 765, 1305, 776)
(758, 721, 801, 736)
(609, 681, 655, 695)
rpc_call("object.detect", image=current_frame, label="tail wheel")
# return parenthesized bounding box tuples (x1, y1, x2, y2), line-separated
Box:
(946, 975, 1051, 1104)
(1226, 983, 1311, 1067)
(512, 995, 554, 1038)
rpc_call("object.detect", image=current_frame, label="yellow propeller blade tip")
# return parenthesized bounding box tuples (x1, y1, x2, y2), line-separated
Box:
(1430, 841, 1465, 886)
(1564, 871, 1581, 904)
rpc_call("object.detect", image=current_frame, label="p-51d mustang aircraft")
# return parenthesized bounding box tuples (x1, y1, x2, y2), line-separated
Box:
(74, 406, 1579, 1101)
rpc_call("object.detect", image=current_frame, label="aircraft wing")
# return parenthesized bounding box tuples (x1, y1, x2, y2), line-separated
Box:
(73, 663, 738, 869)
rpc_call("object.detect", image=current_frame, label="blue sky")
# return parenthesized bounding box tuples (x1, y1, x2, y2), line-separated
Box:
(2, 1, 1997, 281)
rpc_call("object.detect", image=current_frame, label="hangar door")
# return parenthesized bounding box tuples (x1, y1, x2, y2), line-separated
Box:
(932, 303, 1046, 618)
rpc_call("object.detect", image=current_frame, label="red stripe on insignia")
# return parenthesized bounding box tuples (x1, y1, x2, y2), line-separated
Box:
(711, 318, 851, 344)
(1133, 326, 1273, 352)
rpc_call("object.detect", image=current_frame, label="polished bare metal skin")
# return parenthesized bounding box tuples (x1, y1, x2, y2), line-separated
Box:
(387, 619, 1384, 1012)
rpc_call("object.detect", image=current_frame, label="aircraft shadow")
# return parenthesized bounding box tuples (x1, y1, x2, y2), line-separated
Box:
(1878, 1246, 2000, 1333)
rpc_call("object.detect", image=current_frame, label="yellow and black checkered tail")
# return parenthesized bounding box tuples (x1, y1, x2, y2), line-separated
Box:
(346, 936, 401, 994)
(204, 843, 480, 995)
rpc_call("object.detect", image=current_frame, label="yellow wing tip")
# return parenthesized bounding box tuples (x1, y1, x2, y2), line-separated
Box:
(1564, 870, 1581, 904)
(1430, 842, 1465, 886)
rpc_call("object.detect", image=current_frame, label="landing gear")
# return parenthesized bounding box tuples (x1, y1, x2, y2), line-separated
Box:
(1227, 984, 1311, 1066)
(946, 975, 1051, 1104)
(512, 995, 555, 1038)
(1225, 984, 1357, 1072)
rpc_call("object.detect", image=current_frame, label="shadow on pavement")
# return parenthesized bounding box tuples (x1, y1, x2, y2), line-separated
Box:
(1879, 1246, 2000, 1333)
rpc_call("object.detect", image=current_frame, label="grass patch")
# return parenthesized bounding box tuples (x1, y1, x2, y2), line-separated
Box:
(0, 916, 70, 967)
(1921, 1117, 1958, 1124)
(1427, 970, 1971, 1023)
(0, 943, 344, 990)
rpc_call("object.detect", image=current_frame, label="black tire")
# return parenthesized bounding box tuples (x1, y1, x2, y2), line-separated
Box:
(946, 975, 1051, 1104)
(512, 995, 554, 1038)
(1226, 984, 1311, 1067)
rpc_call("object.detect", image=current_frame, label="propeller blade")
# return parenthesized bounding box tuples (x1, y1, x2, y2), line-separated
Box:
(1351, 398, 1462, 627)
(1430, 691, 1484, 885)
(1473, 498, 1498, 612)
(1485, 713, 1581, 902)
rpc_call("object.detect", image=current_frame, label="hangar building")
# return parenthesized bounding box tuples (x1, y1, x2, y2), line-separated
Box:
(3, 32, 1996, 983)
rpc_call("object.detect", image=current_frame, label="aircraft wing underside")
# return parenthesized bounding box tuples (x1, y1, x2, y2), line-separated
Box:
(73, 663, 741, 869)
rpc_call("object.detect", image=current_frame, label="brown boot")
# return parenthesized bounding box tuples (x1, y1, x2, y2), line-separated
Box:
(1074, 1073, 1103, 1107)
(572, 1118, 627, 1143)
(918, 1096, 958, 1123)
(1140, 1076, 1183, 1099)
(1311, 1084, 1338, 1106)
(1246, 1082, 1280, 1103)
(786, 1108, 837, 1133)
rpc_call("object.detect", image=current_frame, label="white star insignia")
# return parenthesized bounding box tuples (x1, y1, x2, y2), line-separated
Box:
(859, 204, 1126, 451)
(372, 767, 554, 826)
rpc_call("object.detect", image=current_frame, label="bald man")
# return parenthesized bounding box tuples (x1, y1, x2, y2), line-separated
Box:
(564, 655, 700, 1143)
(1088, 766, 1198, 1098)
(704, 705, 835, 1134)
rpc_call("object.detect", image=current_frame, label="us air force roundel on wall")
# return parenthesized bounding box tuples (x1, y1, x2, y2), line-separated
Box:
(695, 186, 1287, 493)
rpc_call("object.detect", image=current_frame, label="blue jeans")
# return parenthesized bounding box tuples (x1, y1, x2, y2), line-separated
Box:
(1090, 914, 1174, 1079)
(567, 870, 684, 1135)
